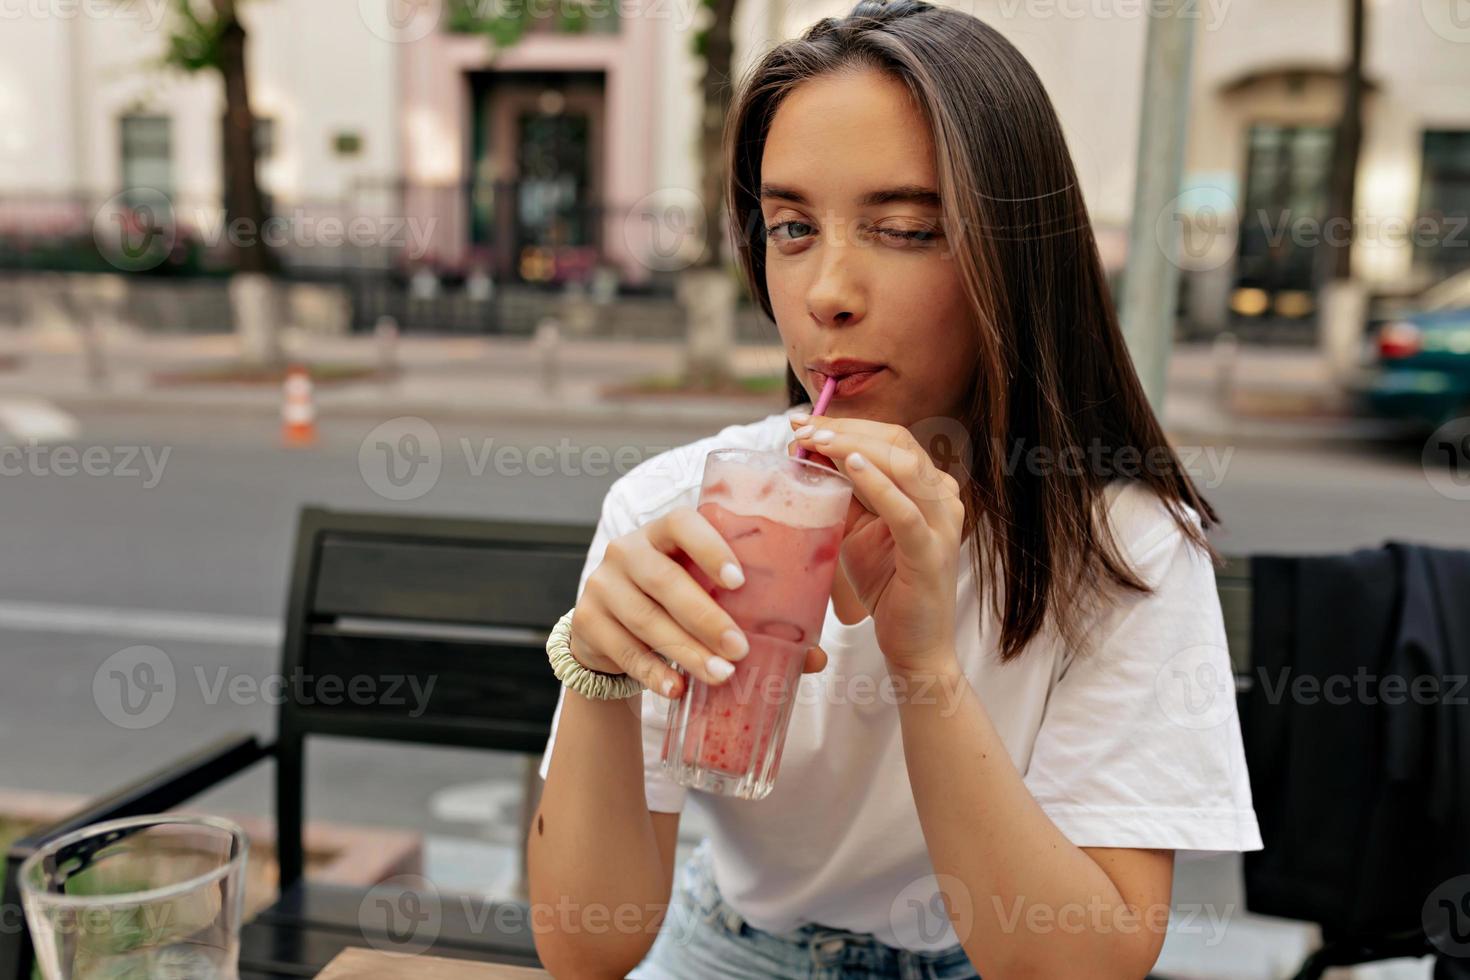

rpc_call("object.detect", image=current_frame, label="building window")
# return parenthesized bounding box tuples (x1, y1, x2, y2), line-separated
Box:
(119, 114, 173, 197)
(1234, 123, 1334, 318)
(1417, 130, 1470, 278)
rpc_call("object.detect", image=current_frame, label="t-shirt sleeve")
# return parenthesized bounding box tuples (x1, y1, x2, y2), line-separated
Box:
(536, 482, 690, 814)
(1021, 497, 1263, 853)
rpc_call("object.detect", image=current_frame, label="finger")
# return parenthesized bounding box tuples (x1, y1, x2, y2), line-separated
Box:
(830, 450, 935, 559)
(597, 569, 741, 686)
(793, 418, 960, 528)
(646, 506, 746, 591)
(574, 605, 684, 698)
(623, 537, 750, 664)
(785, 437, 838, 474)
(801, 644, 829, 674)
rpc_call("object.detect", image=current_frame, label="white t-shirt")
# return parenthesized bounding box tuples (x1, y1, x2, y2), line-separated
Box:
(538, 407, 1263, 952)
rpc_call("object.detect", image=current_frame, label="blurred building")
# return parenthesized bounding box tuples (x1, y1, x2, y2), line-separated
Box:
(0, 0, 1465, 335)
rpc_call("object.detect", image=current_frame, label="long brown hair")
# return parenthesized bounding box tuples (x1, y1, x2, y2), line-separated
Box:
(724, 0, 1219, 662)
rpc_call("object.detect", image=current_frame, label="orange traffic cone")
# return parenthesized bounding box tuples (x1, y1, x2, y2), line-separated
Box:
(281, 365, 318, 447)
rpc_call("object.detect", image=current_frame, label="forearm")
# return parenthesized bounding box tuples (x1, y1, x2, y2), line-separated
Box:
(896, 659, 1161, 979)
(528, 692, 672, 977)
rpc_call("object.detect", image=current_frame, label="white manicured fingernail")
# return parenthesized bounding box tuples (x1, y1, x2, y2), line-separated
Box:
(847, 452, 868, 470)
(793, 424, 814, 438)
(707, 658, 736, 681)
(661, 677, 675, 697)
(720, 561, 745, 589)
(812, 428, 835, 444)
(721, 629, 749, 659)
(790, 412, 811, 424)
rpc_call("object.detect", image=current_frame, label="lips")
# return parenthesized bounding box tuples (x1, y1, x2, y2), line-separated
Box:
(807, 358, 888, 399)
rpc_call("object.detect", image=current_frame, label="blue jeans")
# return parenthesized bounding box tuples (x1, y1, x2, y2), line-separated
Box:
(629, 841, 980, 979)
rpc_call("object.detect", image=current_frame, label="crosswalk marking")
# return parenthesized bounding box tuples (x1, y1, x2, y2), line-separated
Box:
(0, 600, 280, 646)
(0, 399, 80, 444)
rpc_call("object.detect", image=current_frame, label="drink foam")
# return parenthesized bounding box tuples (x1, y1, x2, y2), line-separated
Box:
(700, 450, 850, 528)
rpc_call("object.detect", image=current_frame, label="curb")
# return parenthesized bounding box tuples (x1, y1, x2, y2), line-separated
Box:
(36, 389, 782, 431)
(16, 389, 1417, 447)
(1164, 413, 1420, 448)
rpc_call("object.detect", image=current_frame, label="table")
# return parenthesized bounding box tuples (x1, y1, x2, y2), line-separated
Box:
(315, 948, 552, 978)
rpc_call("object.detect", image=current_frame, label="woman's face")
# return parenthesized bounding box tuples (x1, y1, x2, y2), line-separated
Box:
(759, 68, 978, 427)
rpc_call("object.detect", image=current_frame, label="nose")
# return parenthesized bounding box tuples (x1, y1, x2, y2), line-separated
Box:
(806, 237, 866, 329)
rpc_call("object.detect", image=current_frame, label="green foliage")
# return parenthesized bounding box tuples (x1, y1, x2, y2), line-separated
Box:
(445, 0, 609, 45)
(690, 0, 716, 59)
(445, 0, 532, 46)
(160, 0, 232, 74)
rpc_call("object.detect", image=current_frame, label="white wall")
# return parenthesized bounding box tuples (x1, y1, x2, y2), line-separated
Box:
(0, 0, 399, 206)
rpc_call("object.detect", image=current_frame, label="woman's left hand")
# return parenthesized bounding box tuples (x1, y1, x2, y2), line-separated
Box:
(789, 414, 966, 678)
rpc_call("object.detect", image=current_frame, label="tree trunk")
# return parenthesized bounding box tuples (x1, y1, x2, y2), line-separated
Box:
(1316, 0, 1367, 387)
(682, 0, 741, 388)
(696, 0, 738, 272)
(1321, 0, 1365, 285)
(213, 0, 282, 366)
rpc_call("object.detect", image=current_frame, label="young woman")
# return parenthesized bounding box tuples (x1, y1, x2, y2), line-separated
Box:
(529, 2, 1261, 977)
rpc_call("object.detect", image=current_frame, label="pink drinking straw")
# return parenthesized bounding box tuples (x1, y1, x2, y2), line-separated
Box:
(794, 375, 838, 461)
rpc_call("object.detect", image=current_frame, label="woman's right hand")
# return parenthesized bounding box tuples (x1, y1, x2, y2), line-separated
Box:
(570, 506, 829, 699)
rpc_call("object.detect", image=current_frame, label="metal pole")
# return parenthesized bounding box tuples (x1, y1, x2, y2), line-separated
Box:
(1120, 1, 1197, 412)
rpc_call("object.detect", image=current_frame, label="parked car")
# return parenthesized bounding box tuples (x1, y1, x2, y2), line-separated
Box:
(1355, 268, 1470, 430)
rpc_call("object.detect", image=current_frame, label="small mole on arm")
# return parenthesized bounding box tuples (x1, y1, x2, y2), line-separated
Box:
(537, 814, 544, 836)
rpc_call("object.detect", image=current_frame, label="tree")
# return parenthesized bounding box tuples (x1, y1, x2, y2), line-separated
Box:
(1320, 0, 1365, 285)
(163, 0, 275, 277)
(681, 0, 742, 388)
(163, 0, 282, 367)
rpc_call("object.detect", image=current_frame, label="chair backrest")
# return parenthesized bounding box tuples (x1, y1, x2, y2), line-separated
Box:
(274, 506, 595, 884)
(1216, 554, 1251, 676)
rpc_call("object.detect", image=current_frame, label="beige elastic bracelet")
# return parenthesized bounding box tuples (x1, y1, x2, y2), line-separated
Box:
(546, 608, 645, 701)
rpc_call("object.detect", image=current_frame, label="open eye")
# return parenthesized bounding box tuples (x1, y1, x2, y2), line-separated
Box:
(768, 220, 816, 243)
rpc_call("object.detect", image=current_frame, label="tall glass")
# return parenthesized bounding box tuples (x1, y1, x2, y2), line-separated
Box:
(19, 814, 249, 980)
(662, 448, 852, 800)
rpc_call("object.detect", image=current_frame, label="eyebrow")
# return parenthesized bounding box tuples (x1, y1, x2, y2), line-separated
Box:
(758, 182, 941, 209)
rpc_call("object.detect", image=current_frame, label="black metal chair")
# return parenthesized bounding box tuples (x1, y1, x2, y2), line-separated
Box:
(1, 506, 594, 980)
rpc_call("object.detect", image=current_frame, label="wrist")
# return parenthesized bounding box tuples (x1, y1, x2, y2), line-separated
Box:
(548, 610, 643, 700)
(886, 647, 964, 691)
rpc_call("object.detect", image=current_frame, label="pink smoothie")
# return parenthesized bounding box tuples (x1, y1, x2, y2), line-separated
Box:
(673, 498, 845, 778)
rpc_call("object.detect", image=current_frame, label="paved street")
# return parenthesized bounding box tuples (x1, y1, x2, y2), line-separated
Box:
(3, 402, 1462, 803)
(0, 402, 1460, 976)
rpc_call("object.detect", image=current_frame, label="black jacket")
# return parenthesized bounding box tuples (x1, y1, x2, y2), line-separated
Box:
(1242, 543, 1470, 972)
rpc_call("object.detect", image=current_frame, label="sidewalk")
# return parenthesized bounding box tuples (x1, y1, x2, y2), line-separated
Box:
(0, 324, 1413, 444)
